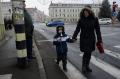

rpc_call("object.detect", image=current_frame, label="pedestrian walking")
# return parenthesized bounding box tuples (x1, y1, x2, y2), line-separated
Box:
(72, 7, 103, 73)
(7, 19, 13, 30)
(4, 18, 9, 30)
(23, 1, 34, 60)
(53, 26, 73, 71)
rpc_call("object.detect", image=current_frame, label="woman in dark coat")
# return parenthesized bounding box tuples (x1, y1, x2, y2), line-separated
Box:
(72, 7, 102, 73)
(23, 1, 34, 60)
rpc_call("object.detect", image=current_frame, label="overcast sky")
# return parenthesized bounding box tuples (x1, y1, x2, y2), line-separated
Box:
(25, 0, 120, 15)
(2, 0, 120, 15)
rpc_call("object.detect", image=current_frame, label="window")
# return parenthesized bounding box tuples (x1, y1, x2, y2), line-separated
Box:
(64, 4, 67, 6)
(8, 9, 11, 13)
(60, 14, 61, 17)
(63, 14, 65, 17)
(76, 9, 77, 12)
(64, 19, 66, 22)
(75, 19, 77, 22)
(64, 9, 65, 12)
(59, 9, 61, 12)
(56, 9, 57, 12)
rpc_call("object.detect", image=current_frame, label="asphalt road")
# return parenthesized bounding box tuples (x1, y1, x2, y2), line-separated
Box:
(34, 23, 120, 79)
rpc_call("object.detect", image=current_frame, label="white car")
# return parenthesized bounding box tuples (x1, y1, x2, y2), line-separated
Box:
(99, 18, 112, 25)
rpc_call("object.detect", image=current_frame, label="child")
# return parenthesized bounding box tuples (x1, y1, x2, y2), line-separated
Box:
(53, 26, 73, 71)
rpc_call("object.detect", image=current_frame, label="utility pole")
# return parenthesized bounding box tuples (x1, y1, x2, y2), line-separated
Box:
(12, 0, 28, 68)
(0, 0, 5, 40)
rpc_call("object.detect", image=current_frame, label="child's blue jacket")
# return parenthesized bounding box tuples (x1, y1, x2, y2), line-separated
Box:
(53, 33, 73, 54)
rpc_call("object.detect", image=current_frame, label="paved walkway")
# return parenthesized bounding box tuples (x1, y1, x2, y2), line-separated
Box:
(34, 30, 69, 79)
(0, 29, 40, 79)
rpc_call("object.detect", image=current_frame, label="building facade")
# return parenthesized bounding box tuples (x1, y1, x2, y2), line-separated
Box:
(26, 8, 47, 23)
(1, 2, 12, 20)
(49, 2, 101, 23)
(0, 2, 5, 41)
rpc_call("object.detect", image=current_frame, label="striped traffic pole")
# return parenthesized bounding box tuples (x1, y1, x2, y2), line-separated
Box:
(12, 0, 28, 68)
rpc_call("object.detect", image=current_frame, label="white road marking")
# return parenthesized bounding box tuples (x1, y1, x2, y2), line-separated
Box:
(114, 45, 120, 49)
(35, 27, 45, 32)
(102, 33, 117, 37)
(57, 60, 86, 79)
(0, 74, 12, 79)
(104, 49, 120, 60)
(80, 54, 120, 79)
(37, 40, 53, 43)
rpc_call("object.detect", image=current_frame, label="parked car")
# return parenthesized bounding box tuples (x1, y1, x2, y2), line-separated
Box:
(99, 18, 112, 25)
(46, 20, 64, 27)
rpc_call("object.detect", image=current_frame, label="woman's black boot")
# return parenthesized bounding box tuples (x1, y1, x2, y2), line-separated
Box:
(86, 57, 92, 72)
(82, 59, 87, 73)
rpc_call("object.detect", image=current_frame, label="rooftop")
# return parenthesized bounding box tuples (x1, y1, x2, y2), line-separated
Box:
(49, 2, 101, 8)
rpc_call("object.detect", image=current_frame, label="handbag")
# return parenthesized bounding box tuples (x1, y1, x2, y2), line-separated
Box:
(96, 41, 104, 54)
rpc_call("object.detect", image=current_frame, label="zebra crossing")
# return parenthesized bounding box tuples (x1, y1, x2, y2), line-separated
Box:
(36, 35, 120, 79)
(114, 45, 120, 49)
(64, 46, 120, 79)
(0, 74, 12, 79)
(80, 53, 120, 79)
(34, 24, 120, 79)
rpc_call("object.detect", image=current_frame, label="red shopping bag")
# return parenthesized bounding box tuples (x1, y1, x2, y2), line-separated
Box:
(96, 42, 104, 54)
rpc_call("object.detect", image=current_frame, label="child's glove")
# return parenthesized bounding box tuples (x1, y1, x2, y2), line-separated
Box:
(67, 38, 76, 43)
(57, 38, 62, 42)
(72, 38, 77, 42)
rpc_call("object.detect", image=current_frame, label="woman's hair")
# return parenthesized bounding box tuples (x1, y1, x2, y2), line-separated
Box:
(79, 7, 95, 20)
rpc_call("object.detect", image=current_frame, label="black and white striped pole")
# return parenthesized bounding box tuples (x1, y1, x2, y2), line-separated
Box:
(12, 0, 28, 68)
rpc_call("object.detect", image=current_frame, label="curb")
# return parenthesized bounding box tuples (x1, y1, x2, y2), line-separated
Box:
(33, 38, 47, 79)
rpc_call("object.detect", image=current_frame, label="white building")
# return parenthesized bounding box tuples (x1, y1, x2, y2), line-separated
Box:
(49, 2, 101, 23)
(1, 2, 12, 20)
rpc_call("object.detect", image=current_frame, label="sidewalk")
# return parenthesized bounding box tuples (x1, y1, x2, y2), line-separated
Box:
(34, 30, 69, 79)
(0, 29, 40, 79)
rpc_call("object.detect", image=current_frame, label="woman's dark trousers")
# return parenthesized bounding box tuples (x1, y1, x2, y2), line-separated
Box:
(26, 37, 33, 59)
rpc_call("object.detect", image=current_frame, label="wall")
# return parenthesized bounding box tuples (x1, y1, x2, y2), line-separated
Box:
(0, 2, 5, 41)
